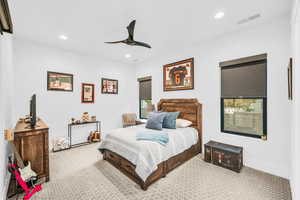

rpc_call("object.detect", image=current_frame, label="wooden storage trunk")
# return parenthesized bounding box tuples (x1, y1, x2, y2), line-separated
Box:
(204, 140, 243, 173)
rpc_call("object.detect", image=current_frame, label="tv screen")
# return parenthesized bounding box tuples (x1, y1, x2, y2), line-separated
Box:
(30, 94, 36, 127)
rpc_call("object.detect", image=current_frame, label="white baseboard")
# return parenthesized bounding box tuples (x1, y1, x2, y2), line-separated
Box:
(1, 173, 11, 200)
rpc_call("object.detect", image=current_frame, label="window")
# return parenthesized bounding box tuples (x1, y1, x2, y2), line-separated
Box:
(138, 77, 152, 119)
(220, 54, 267, 139)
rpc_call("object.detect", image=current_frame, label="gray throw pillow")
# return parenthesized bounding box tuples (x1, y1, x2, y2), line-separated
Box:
(146, 112, 166, 130)
(162, 112, 180, 129)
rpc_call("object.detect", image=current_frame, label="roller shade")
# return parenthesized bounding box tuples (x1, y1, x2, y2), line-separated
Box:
(221, 54, 267, 97)
(139, 79, 152, 99)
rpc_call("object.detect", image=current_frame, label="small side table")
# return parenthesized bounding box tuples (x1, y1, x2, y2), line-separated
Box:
(68, 121, 101, 148)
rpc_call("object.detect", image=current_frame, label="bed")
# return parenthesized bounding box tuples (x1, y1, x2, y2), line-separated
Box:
(99, 98, 202, 190)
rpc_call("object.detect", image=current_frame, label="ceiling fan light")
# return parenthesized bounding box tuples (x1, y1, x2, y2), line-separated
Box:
(214, 11, 225, 20)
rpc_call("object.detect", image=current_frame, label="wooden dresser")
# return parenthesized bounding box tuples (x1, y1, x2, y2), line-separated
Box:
(204, 141, 243, 173)
(14, 119, 50, 182)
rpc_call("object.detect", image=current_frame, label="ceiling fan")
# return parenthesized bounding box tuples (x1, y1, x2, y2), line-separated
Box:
(105, 20, 151, 49)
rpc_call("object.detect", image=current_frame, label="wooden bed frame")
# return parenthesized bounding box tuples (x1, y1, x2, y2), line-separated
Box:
(101, 98, 202, 190)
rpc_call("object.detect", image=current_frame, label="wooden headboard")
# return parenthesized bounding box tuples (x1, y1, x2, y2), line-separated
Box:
(157, 98, 202, 151)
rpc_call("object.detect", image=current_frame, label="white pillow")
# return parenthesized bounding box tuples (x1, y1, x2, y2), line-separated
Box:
(176, 119, 192, 128)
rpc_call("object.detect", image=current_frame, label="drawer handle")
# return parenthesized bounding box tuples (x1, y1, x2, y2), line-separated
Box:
(109, 154, 115, 159)
(125, 165, 132, 169)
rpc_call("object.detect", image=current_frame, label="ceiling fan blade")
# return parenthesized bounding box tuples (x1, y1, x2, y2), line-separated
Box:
(127, 20, 136, 40)
(105, 40, 126, 44)
(134, 41, 151, 48)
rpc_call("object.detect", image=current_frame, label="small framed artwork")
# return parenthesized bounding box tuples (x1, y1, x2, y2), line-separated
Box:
(82, 83, 95, 103)
(163, 58, 194, 91)
(101, 78, 118, 94)
(288, 58, 293, 100)
(47, 71, 73, 92)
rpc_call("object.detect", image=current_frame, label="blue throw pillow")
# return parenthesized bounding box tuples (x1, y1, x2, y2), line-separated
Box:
(162, 112, 180, 129)
(146, 112, 166, 130)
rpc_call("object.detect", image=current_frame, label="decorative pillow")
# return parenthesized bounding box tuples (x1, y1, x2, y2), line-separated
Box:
(176, 119, 192, 128)
(146, 112, 167, 130)
(162, 112, 180, 129)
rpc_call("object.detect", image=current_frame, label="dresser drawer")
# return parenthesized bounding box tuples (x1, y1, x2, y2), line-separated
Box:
(120, 159, 136, 174)
(106, 151, 120, 164)
(167, 153, 183, 171)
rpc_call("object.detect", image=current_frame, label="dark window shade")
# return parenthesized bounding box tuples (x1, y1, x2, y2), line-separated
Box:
(139, 80, 152, 99)
(221, 61, 267, 97)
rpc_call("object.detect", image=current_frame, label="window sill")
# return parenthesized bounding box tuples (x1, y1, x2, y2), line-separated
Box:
(221, 130, 267, 140)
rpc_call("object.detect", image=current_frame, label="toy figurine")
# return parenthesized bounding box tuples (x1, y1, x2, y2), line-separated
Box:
(91, 116, 96, 122)
(82, 112, 90, 122)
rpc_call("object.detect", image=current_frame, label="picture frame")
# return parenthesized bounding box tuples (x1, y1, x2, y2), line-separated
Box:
(163, 58, 194, 91)
(288, 58, 293, 100)
(47, 71, 73, 92)
(81, 83, 95, 103)
(101, 78, 118, 94)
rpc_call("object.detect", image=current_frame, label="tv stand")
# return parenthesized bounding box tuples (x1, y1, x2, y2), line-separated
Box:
(14, 119, 49, 182)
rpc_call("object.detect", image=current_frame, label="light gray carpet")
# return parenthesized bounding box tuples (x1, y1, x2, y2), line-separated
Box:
(15, 143, 291, 200)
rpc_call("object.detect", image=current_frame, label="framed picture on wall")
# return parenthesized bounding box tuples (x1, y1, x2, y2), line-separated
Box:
(82, 83, 95, 103)
(288, 58, 293, 100)
(101, 78, 118, 94)
(163, 58, 194, 91)
(47, 71, 73, 92)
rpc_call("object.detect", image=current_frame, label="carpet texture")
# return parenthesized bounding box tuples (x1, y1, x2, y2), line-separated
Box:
(14, 143, 291, 200)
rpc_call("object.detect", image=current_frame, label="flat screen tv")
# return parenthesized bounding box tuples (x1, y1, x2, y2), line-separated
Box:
(30, 94, 36, 128)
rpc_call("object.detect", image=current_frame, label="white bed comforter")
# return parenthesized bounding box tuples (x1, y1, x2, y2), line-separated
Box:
(99, 125, 198, 181)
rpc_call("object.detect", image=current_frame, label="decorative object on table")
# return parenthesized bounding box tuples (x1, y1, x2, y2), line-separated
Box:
(19, 117, 25, 123)
(71, 118, 75, 124)
(91, 116, 96, 122)
(81, 112, 90, 122)
(47, 71, 73, 92)
(101, 78, 118, 94)
(105, 20, 151, 48)
(81, 83, 95, 103)
(88, 131, 101, 143)
(75, 120, 81, 124)
(288, 57, 293, 100)
(68, 121, 101, 148)
(204, 140, 243, 173)
(122, 113, 140, 128)
(52, 137, 70, 152)
(163, 58, 194, 91)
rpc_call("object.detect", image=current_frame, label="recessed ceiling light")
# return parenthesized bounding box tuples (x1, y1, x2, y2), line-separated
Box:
(125, 54, 131, 58)
(59, 35, 68, 40)
(214, 11, 225, 20)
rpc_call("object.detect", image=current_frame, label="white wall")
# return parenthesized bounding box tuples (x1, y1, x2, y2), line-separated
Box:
(14, 39, 138, 146)
(136, 17, 291, 179)
(291, 0, 300, 198)
(0, 33, 14, 200)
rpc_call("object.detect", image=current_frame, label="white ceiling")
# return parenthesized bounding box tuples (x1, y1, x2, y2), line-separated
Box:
(10, 0, 292, 63)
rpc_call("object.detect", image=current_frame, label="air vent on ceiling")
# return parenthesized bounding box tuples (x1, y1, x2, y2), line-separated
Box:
(237, 14, 261, 25)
